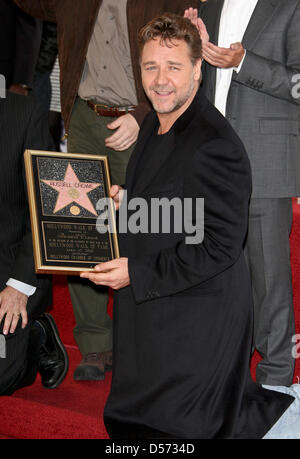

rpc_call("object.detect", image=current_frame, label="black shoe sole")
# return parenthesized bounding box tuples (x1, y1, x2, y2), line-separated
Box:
(38, 313, 69, 389)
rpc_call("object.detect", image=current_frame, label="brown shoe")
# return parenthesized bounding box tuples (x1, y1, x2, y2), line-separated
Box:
(73, 351, 112, 381)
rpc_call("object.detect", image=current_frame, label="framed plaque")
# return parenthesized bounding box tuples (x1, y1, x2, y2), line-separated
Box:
(24, 150, 119, 275)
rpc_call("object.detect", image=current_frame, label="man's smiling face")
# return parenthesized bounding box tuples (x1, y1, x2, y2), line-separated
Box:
(141, 38, 201, 117)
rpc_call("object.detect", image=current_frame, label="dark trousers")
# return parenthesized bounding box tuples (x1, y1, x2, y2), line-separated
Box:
(0, 321, 42, 396)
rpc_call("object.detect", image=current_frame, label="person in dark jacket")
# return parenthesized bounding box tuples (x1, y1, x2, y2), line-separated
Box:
(0, 92, 69, 394)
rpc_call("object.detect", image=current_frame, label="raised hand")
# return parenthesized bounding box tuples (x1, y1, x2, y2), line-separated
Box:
(184, 8, 210, 44)
(202, 41, 245, 68)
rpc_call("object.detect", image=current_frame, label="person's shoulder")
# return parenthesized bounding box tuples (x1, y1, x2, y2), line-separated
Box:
(190, 134, 252, 195)
(189, 97, 249, 169)
(198, 95, 247, 152)
(197, 136, 247, 162)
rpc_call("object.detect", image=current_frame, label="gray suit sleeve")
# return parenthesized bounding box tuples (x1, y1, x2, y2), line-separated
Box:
(234, 3, 300, 105)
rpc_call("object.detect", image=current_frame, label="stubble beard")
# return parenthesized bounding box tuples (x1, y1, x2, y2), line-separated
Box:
(149, 77, 196, 115)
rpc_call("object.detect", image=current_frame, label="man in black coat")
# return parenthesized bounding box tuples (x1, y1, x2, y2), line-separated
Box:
(0, 92, 68, 395)
(0, 0, 42, 95)
(81, 14, 295, 439)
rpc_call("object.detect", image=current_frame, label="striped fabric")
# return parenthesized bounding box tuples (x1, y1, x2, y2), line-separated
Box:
(50, 57, 61, 113)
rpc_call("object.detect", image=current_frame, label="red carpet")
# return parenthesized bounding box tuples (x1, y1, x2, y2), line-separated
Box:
(0, 200, 299, 439)
(0, 278, 114, 439)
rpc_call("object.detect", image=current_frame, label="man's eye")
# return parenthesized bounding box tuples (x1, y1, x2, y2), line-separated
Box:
(145, 66, 156, 71)
(170, 66, 179, 71)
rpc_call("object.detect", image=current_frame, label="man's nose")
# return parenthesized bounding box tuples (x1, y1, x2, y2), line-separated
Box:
(154, 68, 169, 85)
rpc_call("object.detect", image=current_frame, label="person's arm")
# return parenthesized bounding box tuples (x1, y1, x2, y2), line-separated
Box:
(128, 139, 251, 303)
(81, 138, 252, 300)
(233, 26, 300, 105)
(6, 279, 36, 296)
(201, 3, 300, 105)
(12, 0, 56, 22)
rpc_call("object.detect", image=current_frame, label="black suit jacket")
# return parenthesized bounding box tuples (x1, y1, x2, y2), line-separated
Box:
(104, 89, 294, 439)
(0, 0, 42, 88)
(0, 92, 53, 320)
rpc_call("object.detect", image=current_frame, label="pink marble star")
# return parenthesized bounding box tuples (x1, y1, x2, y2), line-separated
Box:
(42, 163, 101, 216)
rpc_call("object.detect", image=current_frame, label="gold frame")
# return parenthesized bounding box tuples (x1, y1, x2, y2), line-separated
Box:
(24, 150, 119, 275)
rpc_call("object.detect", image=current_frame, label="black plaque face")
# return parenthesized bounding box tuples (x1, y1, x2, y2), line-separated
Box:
(24, 150, 119, 275)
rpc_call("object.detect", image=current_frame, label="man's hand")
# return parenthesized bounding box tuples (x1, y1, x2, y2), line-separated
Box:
(110, 185, 125, 211)
(202, 42, 245, 68)
(0, 286, 28, 335)
(105, 113, 139, 151)
(184, 7, 198, 26)
(8, 83, 29, 97)
(184, 8, 210, 44)
(80, 258, 130, 290)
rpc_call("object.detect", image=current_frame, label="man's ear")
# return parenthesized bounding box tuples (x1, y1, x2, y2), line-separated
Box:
(193, 58, 202, 82)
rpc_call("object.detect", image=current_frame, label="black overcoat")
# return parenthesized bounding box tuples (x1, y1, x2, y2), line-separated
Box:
(104, 89, 294, 439)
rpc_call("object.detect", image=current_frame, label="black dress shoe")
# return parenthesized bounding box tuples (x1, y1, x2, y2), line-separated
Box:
(35, 313, 69, 389)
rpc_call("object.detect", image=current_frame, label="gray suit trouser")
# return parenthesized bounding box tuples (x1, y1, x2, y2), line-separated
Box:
(245, 198, 295, 386)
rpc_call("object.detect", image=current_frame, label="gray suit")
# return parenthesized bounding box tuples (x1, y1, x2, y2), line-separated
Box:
(199, 0, 300, 385)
